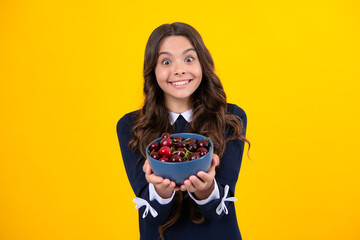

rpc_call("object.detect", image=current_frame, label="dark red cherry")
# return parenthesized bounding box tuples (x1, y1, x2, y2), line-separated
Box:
(187, 143, 198, 152)
(169, 155, 183, 162)
(170, 145, 176, 152)
(172, 136, 183, 143)
(196, 147, 208, 157)
(189, 138, 197, 144)
(150, 152, 160, 159)
(197, 139, 209, 148)
(184, 138, 195, 145)
(189, 152, 200, 161)
(173, 148, 185, 158)
(159, 157, 169, 162)
(177, 141, 187, 148)
(149, 141, 159, 151)
(158, 146, 172, 158)
(161, 132, 172, 139)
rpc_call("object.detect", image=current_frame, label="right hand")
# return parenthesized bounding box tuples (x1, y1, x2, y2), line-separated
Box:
(143, 158, 178, 199)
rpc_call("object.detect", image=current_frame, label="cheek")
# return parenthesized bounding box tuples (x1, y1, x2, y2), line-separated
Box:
(193, 63, 203, 79)
(155, 67, 169, 83)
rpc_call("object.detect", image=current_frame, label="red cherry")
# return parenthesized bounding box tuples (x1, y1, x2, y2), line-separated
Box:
(160, 138, 173, 147)
(158, 146, 172, 158)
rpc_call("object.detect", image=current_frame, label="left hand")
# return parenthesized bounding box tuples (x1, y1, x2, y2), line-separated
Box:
(179, 153, 220, 200)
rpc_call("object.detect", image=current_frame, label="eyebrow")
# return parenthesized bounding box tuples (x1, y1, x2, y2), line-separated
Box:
(158, 48, 196, 57)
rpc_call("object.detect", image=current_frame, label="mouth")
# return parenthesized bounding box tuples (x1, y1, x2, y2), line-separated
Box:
(169, 79, 192, 86)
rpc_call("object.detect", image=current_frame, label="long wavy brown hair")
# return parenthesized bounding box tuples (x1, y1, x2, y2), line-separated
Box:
(129, 22, 250, 240)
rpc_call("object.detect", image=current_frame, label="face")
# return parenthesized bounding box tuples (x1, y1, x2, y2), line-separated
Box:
(155, 36, 202, 109)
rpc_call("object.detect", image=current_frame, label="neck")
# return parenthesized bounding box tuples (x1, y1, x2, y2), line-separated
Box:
(165, 96, 192, 113)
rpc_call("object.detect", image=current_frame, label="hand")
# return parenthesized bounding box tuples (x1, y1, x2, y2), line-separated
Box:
(179, 153, 220, 200)
(142, 158, 178, 199)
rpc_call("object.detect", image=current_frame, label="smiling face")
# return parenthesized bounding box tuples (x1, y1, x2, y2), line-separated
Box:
(155, 36, 203, 112)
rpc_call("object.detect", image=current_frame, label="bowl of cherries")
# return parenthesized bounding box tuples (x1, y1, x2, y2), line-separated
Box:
(146, 132, 213, 185)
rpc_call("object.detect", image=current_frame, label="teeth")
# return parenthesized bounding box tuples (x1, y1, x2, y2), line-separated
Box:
(172, 80, 189, 86)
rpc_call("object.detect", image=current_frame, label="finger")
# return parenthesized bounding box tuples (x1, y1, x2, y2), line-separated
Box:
(143, 159, 150, 173)
(197, 171, 214, 184)
(207, 163, 217, 178)
(157, 179, 176, 192)
(212, 154, 220, 167)
(164, 181, 177, 192)
(179, 183, 187, 191)
(146, 165, 152, 175)
(142, 159, 148, 172)
(184, 178, 197, 192)
(189, 175, 207, 190)
(145, 173, 163, 185)
(200, 161, 216, 182)
(169, 181, 177, 190)
(162, 178, 171, 187)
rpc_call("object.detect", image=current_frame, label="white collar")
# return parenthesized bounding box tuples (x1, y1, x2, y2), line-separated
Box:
(169, 109, 193, 125)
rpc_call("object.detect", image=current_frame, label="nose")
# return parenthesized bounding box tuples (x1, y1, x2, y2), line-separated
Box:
(174, 62, 186, 76)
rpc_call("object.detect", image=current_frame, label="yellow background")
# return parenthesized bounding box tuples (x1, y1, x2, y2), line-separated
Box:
(1, 0, 359, 239)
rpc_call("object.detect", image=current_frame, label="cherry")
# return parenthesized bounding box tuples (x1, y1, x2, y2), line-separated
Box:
(161, 132, 172, 139)
(172, 136, 183, 143)
(189, 138, 197, 144)
(187, 143, 198, 152)
(177, 141, 187, 148)
(158, 146, 172, 158)
(173, 148, 185, 158)
(149, 142, 159, 151)
(159, 157, 169, 162)
(150, 152, 160, 160)
(196, 147, 208, 157)
(160, 138, 172, 147)
(189, 152, 200, 160)
(197, 139, 209, 148)
(169, 155, 183, 162)
(170, 145, 176, 152)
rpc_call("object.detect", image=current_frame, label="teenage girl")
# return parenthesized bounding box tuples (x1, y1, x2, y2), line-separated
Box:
(117, 22, 250, 240)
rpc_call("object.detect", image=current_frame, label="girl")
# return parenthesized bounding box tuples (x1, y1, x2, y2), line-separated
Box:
(117, 22, 250, 240)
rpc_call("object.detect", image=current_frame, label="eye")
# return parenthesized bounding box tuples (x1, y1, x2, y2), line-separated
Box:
(185, 57, 195, 62)
(161, 59, 171, 65)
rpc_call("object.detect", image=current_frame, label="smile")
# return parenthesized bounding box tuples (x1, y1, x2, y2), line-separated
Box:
(170, 79, 192, 86)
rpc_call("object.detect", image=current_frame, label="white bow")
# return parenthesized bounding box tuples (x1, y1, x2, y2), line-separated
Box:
(216, 185, 237, 215)
(133, 197, 158, 219)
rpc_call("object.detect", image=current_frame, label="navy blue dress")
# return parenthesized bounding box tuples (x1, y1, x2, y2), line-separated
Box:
(116, 104, 247, 240)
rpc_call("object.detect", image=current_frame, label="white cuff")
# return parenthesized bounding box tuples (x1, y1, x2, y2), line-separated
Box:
(149, 183, 176, 205)
(187, 178, 220, 205)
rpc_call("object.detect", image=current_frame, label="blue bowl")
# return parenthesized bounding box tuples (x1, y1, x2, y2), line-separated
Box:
(146, 133, 213, 185)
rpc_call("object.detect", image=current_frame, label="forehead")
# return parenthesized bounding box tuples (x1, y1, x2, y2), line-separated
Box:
(158, 36, 195, 53)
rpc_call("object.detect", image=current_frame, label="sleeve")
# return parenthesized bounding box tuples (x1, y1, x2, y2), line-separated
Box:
(116, 113, 174, 225)
(192, 104, 247, 221)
